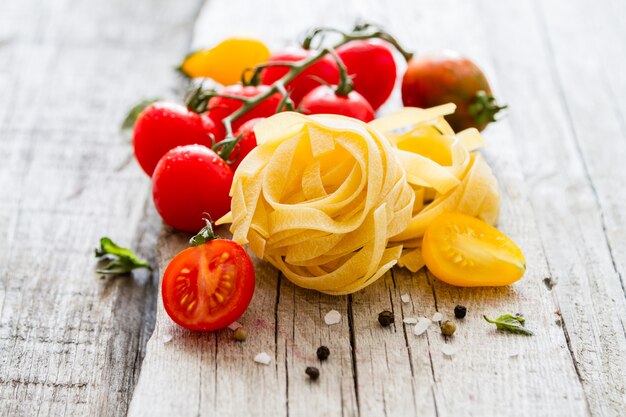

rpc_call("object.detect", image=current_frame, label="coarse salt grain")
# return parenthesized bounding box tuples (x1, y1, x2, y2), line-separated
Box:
(432, 312, 443, 322)
(414, 317, 431, 335)
(509, 349, 522, 358)
(442, 344, 458, 357)
(324, 310, 341, 325)
(254, 352, 272, 365)
(400, 294, 410, 304)
(403, 317, 417, 324)
(227, 321, 242, 331)
(159, 333, 173, 344)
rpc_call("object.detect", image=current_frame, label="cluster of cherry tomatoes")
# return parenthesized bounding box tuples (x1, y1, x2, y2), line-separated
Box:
(132, 39, 404, 235)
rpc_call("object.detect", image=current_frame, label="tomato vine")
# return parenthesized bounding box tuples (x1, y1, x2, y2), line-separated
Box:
(185, 22, 413, 161)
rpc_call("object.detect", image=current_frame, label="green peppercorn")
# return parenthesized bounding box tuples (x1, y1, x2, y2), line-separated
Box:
(305, 366, 320, 381)
(378, 310, 394, 327)
(233, 326, 247, 342)
(454, 305, 467, 319)
(440, 320, 457, 336)
(316, 345, 330, 361)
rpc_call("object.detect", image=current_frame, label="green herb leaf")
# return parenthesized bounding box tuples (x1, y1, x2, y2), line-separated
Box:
(484, 314, 533, 336)
(95, 237, 150, 275)
(121, 98, 160, 131)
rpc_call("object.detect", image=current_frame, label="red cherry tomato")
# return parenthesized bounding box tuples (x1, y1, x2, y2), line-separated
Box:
(260, 48, 339, 105)
(336, 40, 397, 111)
(299, 85, 375, 122)
(162, 239, 255, 331)
(402, 50, 504, 132)
(208, 84, 281, 140)
(152, 145, 233, 233)
(132, 102, 217, 176)
(229, 117, 263, 171)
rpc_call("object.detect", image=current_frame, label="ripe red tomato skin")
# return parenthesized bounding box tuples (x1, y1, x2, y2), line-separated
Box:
(133, 102, 217, 176)
(336, 40, 397, 111)
(229, 117, 263, 171)
(152, 144, 233, 233)
(299, 85, 375, 122)
(161, 239, 255, 331)
(260, 48, 340, 105)
(402, 51, 493, 131)
(208, 85, 281, 141)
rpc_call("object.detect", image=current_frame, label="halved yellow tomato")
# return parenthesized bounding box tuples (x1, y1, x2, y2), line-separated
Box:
(422, 212, 525, 286)
(180, 37, 270, 85)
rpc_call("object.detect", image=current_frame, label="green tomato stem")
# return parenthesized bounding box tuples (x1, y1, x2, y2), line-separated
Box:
(194, 23, 414, 159)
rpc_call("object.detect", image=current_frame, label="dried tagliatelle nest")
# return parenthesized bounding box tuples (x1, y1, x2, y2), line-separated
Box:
(371, 104, 501, 272)
(217, 112, 414, 294)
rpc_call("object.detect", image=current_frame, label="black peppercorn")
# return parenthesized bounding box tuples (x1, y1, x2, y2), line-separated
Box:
(454, 305, 467, 319)
(305, 366, 320, 380)
(378, 310, 394, 327)
(316, 345, 330, 361)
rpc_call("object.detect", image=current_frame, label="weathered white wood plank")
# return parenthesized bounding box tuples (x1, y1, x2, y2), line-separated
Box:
(0, 0, 203, 415)
(474, 1, 626, 415)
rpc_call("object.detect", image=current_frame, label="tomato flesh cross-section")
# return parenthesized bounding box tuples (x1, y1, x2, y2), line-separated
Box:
(162, 239, 255, 331)
(422, 212, 525, 287)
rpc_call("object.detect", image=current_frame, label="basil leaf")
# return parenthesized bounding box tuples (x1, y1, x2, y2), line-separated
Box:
(484, 314, 533, 336)
(121, 98, 160, 131)
(95, 237, 150, 275)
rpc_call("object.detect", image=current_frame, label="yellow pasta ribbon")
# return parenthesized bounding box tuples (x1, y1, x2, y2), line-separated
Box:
(219, 112, 414, 294)
(374, 105, 501, 272)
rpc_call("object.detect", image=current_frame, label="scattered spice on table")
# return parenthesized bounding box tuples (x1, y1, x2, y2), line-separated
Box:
(316, 346, 330, 361)
(378, 310, 394, 327)
(324, 310, 342, 325)
(233, 326, 247, 342)
(414, 317, 432, 335)
(442, 344, 459, 357)
(254, 352, 272, 365)
(454, 305, 467, 319)
(305, 366, 320, 381)
(440, 320, 457, 336)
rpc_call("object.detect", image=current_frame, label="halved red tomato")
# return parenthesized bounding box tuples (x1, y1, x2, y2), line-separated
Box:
(162, 239, 255, 331)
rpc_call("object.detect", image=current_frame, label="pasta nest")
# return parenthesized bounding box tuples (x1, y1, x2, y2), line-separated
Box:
(218, 104, 501, 294)
(218, 112, 414, 294)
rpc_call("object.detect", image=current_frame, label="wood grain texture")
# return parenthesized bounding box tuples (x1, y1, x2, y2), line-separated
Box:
(130, 1, 626, 417)
(0, 0, 202, 415)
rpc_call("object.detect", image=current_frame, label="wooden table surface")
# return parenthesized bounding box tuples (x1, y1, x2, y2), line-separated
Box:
(1, 0, 625, 416)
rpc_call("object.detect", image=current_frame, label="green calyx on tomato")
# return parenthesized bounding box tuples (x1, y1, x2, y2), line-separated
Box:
(189, 218, 217, 246)
(468, 90, 507, 128)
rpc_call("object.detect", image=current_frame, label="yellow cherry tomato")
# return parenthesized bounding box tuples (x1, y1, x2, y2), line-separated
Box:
(422, 213, 526, 287)
(180, 37, 270, 85)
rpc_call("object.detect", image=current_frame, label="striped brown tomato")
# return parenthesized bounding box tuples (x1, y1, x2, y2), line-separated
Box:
(402, 50, 506, 132)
